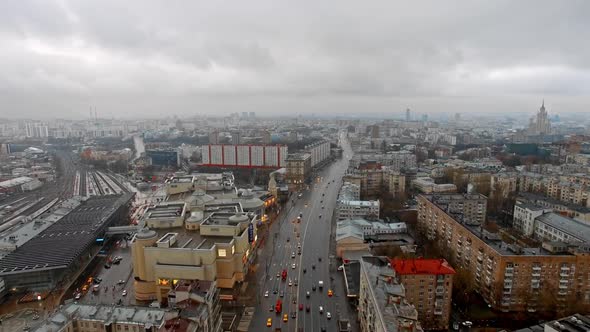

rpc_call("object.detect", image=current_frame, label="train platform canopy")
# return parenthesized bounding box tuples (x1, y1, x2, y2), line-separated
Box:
(0, 193, 133, 276)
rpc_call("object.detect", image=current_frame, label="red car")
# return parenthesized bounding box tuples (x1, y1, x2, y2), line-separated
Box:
(299, 304, 303, 311)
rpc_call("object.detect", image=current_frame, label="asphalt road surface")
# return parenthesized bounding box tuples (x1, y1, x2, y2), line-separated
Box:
(251, 131, 353, 332)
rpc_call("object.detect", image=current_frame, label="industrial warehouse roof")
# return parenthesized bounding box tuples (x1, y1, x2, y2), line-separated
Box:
(0, 193, 133, 275)
(0, 176, 35, 189)
(390, 258, 456, 275)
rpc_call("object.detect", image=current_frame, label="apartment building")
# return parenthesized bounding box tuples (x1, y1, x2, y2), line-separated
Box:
(305, 140, 331, 167)
(386, 170, 406, 197)
(168, 279, 222, 332)
(518, 192, 590, 224)
(337, 200, 380, 221)
(513, 201, 551, 236)
(285, 153, 311, 188)
(340, 181, 361, 201)
(417, 194, 590, 313)
(391, 258, 455, 330)
(490, 172, 518, 198)
(534, 213, 590, 245)
(358, 256, 423, 332)
(412, 177, 457, 194)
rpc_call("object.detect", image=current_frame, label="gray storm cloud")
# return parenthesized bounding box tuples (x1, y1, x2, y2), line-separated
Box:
(0, 0, 589, 118)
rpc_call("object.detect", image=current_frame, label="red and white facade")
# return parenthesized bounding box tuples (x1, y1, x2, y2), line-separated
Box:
(201, 144, 288, 169)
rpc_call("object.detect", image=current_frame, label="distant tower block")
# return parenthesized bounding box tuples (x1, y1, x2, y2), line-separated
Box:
(406, 108, 411, 122)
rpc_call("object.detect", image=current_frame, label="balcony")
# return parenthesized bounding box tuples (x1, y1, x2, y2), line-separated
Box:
(558, 290, 567, 296)
(532, 266, 541, 271)
(531, 272, 541, 278)
(559, 284, 568, 290)
(504, 272, 514, 277)
(560, 273, 569, 278)
(436, 287, 444, 295)
(434, 309, 443, 316)
(531, 283, 540, 289)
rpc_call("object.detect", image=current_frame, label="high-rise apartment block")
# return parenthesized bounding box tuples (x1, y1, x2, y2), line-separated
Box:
(417, 194, 590, 313)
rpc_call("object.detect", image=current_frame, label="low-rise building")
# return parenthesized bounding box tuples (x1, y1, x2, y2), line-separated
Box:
(391, 258, 455, 330)
(336, 218, 410, 257)
(33, 303, 167, 332)
(166, 175, 195, 195)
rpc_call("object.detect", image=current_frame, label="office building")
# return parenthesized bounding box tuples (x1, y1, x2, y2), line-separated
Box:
(285, 153, 311, 189)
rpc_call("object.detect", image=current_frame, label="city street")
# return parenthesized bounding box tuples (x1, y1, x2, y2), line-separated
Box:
(250, 132, 354, 331)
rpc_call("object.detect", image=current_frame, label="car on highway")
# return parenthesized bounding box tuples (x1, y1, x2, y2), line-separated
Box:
(312, 264, 315, 269)
(306, 305, 310, 312)
(306, 291, 310, 298)
(283, 313, 288, 322)
(319, 214, 322, 218)
(264, 290, 269, 297)
(268, 305, 274, 312)
(294, 279, 298, 286)
(312, 284, 316, 291)
(267, 318, 272, 327)
(291, 263, 296, 269)
(328, 289, 333, 297)
(74, 293, 81, 300)
(291, 252, 295, 258)
(276, 272, 280, 278)
(280, 291, 284, 298)
(288, 280, 292, 286)
(327, 312, 332, 319)
(291, 311, 296, 318)
(299, 303, 303, 311)
(321, 327, 326, 332)
(319, 306, 324, 314)
(117, 279, 125, 285)
(122, 290, 127, 296)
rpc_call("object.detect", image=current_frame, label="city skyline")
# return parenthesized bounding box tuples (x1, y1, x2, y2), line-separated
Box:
(0, 1, 589, 118)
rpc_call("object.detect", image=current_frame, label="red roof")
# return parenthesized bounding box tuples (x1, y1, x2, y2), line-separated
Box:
(390, 258, 455, 275)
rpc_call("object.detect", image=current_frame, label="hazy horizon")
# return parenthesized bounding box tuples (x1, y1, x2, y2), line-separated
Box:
(1, 1, 589, 119)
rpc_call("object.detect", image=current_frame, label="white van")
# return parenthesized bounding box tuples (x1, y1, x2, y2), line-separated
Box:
(149, 301, 161, 308)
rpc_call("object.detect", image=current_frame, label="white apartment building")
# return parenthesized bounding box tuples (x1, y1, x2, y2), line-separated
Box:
(513, 201, 552, 236)
(534, 213, 590, 244)
(305, 140, 331, 167)
(337, 200, 380, 220)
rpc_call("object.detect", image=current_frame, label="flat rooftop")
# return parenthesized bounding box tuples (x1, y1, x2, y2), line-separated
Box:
(0, 194, 133, 275)
(34, 303, 167, 332)
(168, 176, 194, 183)
(536, 213, 590, 242)
(145, 203, 185, 219)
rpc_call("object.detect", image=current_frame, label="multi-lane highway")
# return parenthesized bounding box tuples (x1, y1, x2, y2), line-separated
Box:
(251, 132, 353, 332)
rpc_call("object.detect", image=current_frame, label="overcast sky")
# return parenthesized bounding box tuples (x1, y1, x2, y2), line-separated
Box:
(1, 0, 589, 119)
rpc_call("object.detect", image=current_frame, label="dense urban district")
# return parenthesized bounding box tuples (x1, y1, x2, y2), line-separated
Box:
(1, 107, 590, 332)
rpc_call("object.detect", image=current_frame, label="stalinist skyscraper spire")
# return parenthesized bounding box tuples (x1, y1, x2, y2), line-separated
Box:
(529, 100, 551, 135)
